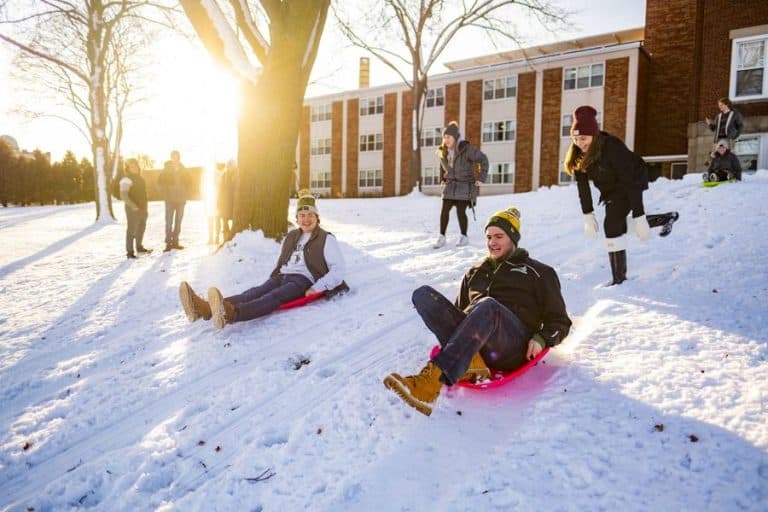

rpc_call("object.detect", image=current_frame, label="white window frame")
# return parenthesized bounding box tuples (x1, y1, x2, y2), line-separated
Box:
(310, 169, 331, 189)
(730, 33, 768, 100)
(358, 168, 382, 188)
(563, 63, 604, 90)
(422, 165, 441, 186)
(425, 87, 444, 108)
(359, 133, 383, 152)
(310, 138, 331, 155)
(488, 162, 515, 185)
(482, 120, 516, 143)
(421, 127, 442, 147)
(360, 96, 384, 116)
(311, 104, 332, 122)
(483, 76, 517, 101)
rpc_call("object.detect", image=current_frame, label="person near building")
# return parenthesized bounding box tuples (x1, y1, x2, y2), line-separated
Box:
(433, 121, 488, 249)
(178, 194, 348, 329)
(217, 159, 237, 242)
(705, 97, 744, 151)
(384, 207, 571, 416)
(564, 105, 680, 286)
(119, 158, 151, 259)
(158, 150, 192, 251)
(704, 139, 742, 182)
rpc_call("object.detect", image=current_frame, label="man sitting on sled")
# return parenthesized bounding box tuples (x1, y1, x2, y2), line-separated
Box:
(384, 207, 571, 416)
(179, 194, 348, 329)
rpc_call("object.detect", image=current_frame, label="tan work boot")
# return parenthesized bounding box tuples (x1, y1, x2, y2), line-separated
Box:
(383, 362, 443, 416)
(459, 352, 491, 383)
(208, 287, 235, 329)
(179, 281, 212, 322)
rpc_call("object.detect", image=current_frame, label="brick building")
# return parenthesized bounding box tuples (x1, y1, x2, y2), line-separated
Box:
(298, 1, 768, 198)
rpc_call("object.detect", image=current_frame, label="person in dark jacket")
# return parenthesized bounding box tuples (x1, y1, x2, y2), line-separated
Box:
(384, 207, 571, 416)
(119, 158, 151, 259)
(178, 195, 348, 330)
(704, 139, 742, 182)
(217, 159, 237, 241)
(706, 97, 744, 149)
(158, 150, 193, 251)
(433, 121, 488, 248)
(564, 105, 680, 286)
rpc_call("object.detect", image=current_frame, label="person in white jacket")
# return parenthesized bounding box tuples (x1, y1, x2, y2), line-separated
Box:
(179, 194, 348, 329)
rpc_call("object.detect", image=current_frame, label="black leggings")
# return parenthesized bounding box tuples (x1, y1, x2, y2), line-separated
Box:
(604, 196, 670, 238)
(440, 199, 470, 235)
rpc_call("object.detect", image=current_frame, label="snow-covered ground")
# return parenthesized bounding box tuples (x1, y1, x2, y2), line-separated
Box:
(1, 172, 766, 511)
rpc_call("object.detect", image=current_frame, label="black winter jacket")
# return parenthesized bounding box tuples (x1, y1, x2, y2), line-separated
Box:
(575, 131, 648, 218)
(455, 248, 571, 347)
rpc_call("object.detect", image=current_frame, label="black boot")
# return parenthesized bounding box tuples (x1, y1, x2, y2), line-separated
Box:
(608, 250, 627, 286)
(647, 212, 679, 237)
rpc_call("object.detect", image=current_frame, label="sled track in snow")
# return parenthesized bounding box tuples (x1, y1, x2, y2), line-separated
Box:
(0, 282, 416, 509)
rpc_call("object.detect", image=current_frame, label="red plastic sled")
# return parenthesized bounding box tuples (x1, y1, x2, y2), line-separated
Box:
(429, 345, 550, 389)
(277, 291, 326, 311)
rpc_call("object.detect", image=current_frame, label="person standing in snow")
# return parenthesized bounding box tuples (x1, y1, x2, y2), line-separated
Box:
(120, 158, 151, 259)
(704, 139, 742, 182)
(432, 121, 488, 249)
(385, 207, 571, 416)
(178, 194, 348, 329)
(217, 159, 237, 242)
(564, 105, 679, 286)
(705, 97, 743, 152)
(158, 150, 192, 252)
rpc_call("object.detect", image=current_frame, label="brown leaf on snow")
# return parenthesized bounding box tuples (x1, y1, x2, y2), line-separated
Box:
(689, 434, 699, 442)
(23, 441, 31, 451)
(197, 440, 206, 446)
(654, 424, 664, 432)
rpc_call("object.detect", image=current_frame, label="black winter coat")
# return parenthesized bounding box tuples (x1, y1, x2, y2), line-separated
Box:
(575, 131, 648, 218)
(456, 248, 571, 347)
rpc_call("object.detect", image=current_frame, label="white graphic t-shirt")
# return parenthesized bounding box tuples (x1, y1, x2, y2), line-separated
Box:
(280, 232, 315, 283)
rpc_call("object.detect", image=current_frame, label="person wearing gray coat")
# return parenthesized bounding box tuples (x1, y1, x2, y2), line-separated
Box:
(433, 121, 489, 248)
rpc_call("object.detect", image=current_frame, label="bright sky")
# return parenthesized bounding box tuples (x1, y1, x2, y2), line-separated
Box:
(0, 0, 645, 166)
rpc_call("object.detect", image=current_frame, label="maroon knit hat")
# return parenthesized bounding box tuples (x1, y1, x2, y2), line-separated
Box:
(571, 105, 599, 136)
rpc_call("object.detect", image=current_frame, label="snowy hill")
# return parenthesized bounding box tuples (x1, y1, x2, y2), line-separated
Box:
(1, 172, 766, 511)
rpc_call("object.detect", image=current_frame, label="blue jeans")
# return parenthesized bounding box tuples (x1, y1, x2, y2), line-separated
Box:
(226, 274, 313, 322)
(164, 201, 186, 244)
(412, 285, 531, 385)
(125, 207, 147, 254)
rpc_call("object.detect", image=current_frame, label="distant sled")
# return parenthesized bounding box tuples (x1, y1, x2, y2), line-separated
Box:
(430, 345, 550, 390)
(277, 281, 350, 311)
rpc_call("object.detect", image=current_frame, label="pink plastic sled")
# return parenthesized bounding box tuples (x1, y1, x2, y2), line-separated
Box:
(429, 345, 550, 390)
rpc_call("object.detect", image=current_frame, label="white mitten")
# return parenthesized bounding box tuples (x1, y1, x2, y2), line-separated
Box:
(583, 213, 599, 239)
(634, 214, 651, 240)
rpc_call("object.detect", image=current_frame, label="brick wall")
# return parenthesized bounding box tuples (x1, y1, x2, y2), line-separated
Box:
(400, 90, 412, 192)
(643, 0, 699, 156)
(515, 72, 536, 192)
(383, 92, 397, 196)
(604, 57, 629, 141)
(299, 106, 310, 190)
(540, 68, 563, 187)
(465, 80, 483, 145)
(331, 101, 343, 197)
(346, 98, 359, 198)
(445, 83, 461, 125)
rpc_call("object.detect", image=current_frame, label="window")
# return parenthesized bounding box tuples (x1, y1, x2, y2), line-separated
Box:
(360, 96, 384, 116)
(563, 64, 604, 90)
(359, 133, 383, 152)
(426, 87, 444, 107)
(484, 76, 517, 100)
(559, 168, 575, 184)
(488, 162, 514, 184)
(359, 168, 382, 188)
(562, 112, 602, 137)
(310, 170, 331, 189)
(482, 120, 515, 142)
(421, 127, 442, 147)
(310, 138, 331, 155)
(422, 166, 441, 186)
(731, 34, 768, 99)
(311, 104, 332, 122)
(734, 136, 760, 172)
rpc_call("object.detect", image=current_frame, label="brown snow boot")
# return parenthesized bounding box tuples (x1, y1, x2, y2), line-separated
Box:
(208, 287, 235, 330)
(459, 352, 491, 383)
(383, 362, 443, 416)
(179, 281, 211, 322)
